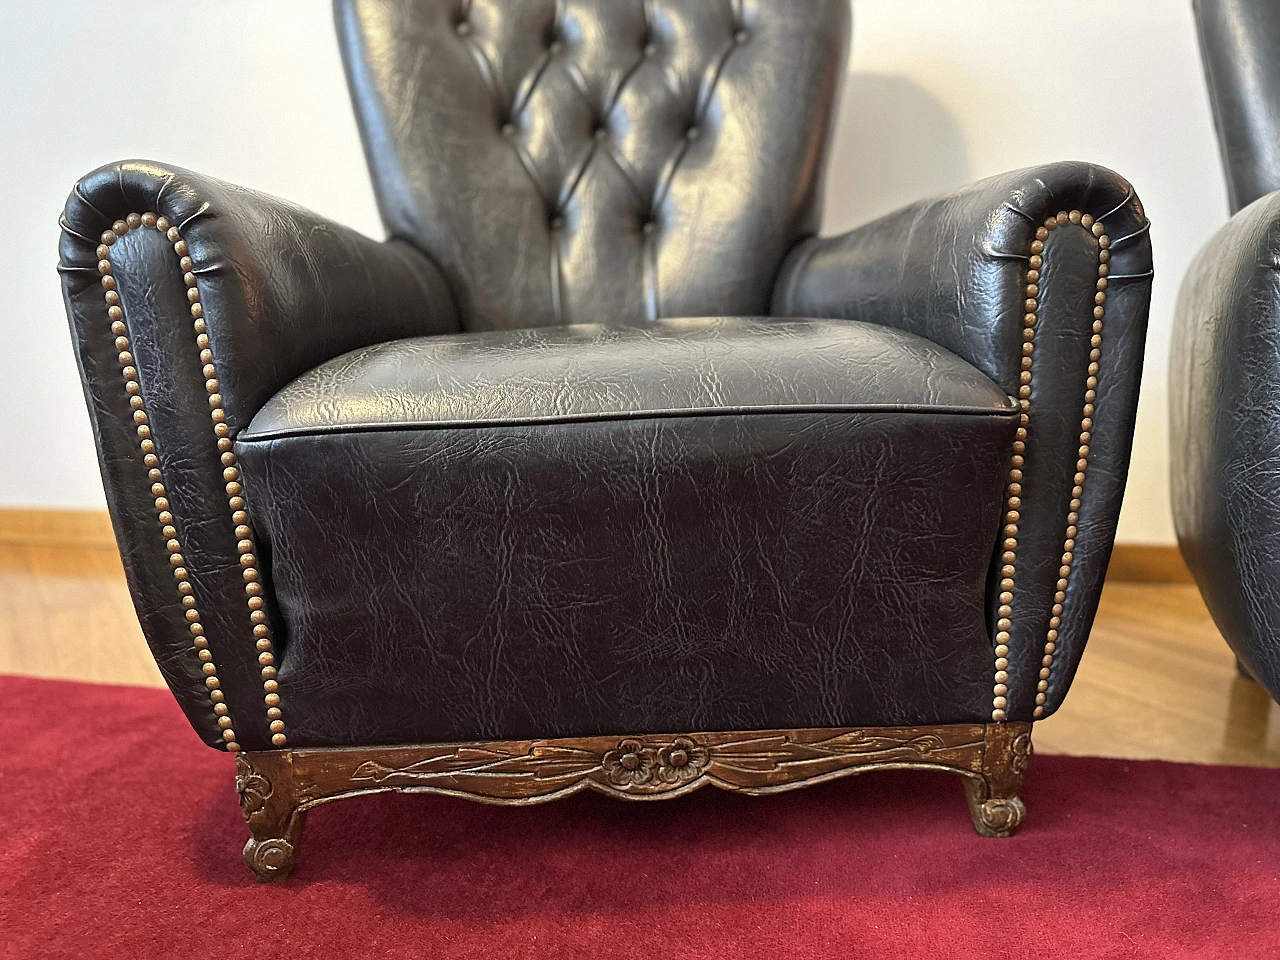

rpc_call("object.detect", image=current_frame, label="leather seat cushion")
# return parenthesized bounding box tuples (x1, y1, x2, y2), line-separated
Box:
(236, 317, 1019, 747)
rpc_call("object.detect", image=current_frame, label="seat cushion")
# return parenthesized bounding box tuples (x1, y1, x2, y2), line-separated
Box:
(237, 317, 1019, 747)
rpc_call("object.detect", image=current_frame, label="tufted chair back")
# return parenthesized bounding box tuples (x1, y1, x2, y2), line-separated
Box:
(335, 0, 850, 330)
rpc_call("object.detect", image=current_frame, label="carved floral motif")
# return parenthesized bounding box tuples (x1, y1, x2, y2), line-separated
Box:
(656, 737, 710, 784)
(235, 755, 272, 820)
(602, 739, 658, 786)
(344, 726, 986, 801)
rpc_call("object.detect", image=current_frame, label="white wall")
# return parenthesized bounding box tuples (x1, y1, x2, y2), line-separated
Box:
(0, 1, 1230, 544)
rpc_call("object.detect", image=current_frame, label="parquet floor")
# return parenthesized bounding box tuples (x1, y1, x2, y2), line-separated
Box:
(3, 539, 1277, 767)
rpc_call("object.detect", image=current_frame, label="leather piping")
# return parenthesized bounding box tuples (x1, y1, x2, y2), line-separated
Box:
(991, 210, 1112, 722)
(95, 212, 288, 749)
(87, 213, 241, 751)
(240, 399, 1021, 443)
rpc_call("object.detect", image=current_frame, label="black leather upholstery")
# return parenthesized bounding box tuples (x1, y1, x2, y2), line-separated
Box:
(1195, 0, 1280, 213)
(57, 0, 1152, 751)
(1172, 190, 1280, 701)
(245, 317, 1017, 437)
(58, 162, 458, 746)
(1173, 0, 1280, 702)
(774, 163, 1153, 718)
(336, 0, 849, 329)
(236, 318, 1017, 744)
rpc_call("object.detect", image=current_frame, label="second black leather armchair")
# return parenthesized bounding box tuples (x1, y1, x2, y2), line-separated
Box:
(1173, 0, 1280, 704)
(58, 0, 1152, 880)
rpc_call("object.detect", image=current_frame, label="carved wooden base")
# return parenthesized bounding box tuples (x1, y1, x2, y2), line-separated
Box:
(235, 722, 1032, 881)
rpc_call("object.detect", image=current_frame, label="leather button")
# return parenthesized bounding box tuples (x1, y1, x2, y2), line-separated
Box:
(593, 126, 608, 142)
(549, 216, 565, 231)
(549, 40, 563, 55)
(501, 123, 517, 138)
(641, 221, 656, 235)
(643, 42, 657, 57)
(734, 29, 749, 44)
(455, 21, 471, 36)
(686, 127, 701, 141)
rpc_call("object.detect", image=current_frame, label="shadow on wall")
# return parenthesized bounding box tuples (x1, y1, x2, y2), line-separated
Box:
(822, 72, 972, 234)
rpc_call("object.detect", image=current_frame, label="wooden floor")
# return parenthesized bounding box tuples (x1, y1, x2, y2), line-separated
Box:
(2, 538, 1278, 768)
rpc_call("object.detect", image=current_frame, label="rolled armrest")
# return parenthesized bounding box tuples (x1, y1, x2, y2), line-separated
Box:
(772, 161, 1154, 721)
(1171, 188, 1280, 696)
(58, 160, 458, 749)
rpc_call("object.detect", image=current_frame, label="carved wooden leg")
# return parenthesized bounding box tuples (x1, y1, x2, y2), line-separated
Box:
(236, 752, 304, 882)
(963, 723, 1032, 838)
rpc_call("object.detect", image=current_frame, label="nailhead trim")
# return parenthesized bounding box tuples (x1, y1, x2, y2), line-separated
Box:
(98, 213, 286, 748)
(98, 213, 238, 751)
(991, 209, 1109, 723)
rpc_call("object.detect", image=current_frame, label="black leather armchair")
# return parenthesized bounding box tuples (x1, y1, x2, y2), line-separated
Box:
(1173, 0, 1280, 703)
(58, 0, 1152, 881)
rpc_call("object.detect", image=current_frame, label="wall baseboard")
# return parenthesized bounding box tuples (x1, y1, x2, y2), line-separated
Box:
(0, 507, 115, 548)
(1105, 544, 1192, 583)
(0, 508, 1196, 583)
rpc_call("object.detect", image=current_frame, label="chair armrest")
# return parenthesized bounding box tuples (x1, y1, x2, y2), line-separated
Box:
(1171, 187, 1280, 696)
(772, 161, 1154, 721)
(58, 160, 459, 750)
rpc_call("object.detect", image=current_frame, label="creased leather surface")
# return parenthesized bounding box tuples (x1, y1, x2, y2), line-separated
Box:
(336, 0, 849, 329)
(58, 161, 458, 748)
(245, 317, 1016, 439)
(774, 162, 1153, 719)
(57, 4, 1154, 749)
(238, 400, 1017, 746)
(1172, 188, 1280, 702)
(1194, 0, 1280, 214)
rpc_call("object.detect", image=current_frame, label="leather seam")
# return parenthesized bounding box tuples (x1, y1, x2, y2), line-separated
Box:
(237, 402, 1021, 443)
(93, 213, 242, 751)
(991, 210, 1113, 722)
(97, 212, 288, 750)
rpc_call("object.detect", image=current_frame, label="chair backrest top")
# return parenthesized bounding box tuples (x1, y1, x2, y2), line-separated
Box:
(1195, 0, 1280, 213)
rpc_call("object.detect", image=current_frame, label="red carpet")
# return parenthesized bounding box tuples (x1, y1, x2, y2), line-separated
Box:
(2, 675, 1279, 959)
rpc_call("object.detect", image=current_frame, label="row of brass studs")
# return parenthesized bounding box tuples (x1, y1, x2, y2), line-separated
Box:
(99, 214, 286, 748)
(98, 213, 240, 751)
(992, 209, 1109, 723)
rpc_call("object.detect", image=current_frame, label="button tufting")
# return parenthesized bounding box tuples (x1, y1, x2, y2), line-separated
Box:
(643, 42, 657, 57)
(734, 29, 750, 45)
(641, 221, 656, 235)
(593, 126, 608, 142)
(548, 40, 563, 55)
(550, 216, 565, 231)
(686, 127, 701, 141)
(455, 20, 471, 36)
(501, 123, 517, 138)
